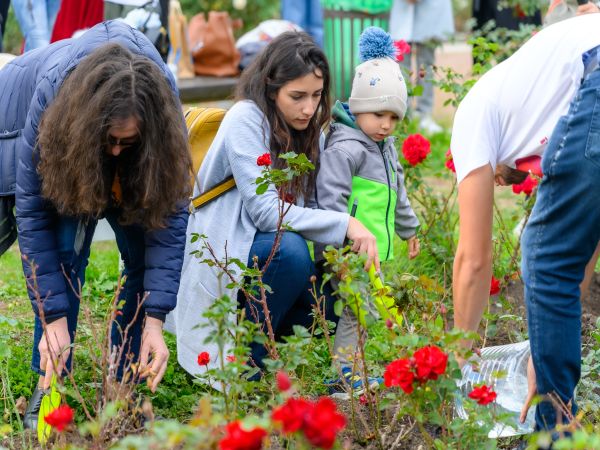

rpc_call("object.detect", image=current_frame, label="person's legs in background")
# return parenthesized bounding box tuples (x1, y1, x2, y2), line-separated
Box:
(0, 0, 10, 52)
(11, 0, 60, 51)
(306, 0, 323, 48)
(414, 41, 442, 134)
(521, 67, 600, 434)
(282, 0, 323, 47)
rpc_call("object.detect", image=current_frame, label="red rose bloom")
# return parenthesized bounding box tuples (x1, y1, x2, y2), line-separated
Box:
(272, 397, 312, 433)
(468, 385, 498, 405)
(302, 397, 346, 450)
(512, 175, 538, 195)
(226, 355, 236, 363)
(44, 405, 74, 432)
(402, 134, 431, 166)
(445, 149, 456, 173)
(384, 358, 415, 393)
(257, 152, 272, 166)
(197, 351, 210, 366)
(490, 276, 501, 296)
(219, 421, 267, 450)
(276, 371, 292, 392)
(394, 39, 411, 62)
(412, 345, 448, 381)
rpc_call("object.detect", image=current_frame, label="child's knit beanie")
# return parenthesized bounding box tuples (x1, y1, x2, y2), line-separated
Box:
(348, 27, 407, 119)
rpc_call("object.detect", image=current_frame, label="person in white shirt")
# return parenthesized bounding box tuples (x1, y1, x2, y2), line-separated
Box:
(450, 9, 600, 436)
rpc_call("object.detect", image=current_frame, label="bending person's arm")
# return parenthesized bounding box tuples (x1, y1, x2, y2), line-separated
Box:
(453, 164, 495, 349)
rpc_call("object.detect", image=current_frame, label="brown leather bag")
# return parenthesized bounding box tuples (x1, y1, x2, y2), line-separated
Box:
(188, 11, 241, 77)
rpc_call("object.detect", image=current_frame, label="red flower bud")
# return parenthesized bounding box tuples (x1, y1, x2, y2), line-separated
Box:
(276, 371, 292, 392)
(490, 276, 501, 296)
(468, 384, 497, 405)
(44, 405, 74, 432)
(402, 134, 431, 166)
(197, 351, 210, 366)
(257, 152, 272, 166)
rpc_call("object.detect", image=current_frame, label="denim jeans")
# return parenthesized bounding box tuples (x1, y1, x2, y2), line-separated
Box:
(241, 231, 337, 368)
(0, 0, 10, 52)
(31, 209, 147, 380)
(12, 0, 60, 52)
(521, 67, 600, 431)
(281, 0, 323, 47)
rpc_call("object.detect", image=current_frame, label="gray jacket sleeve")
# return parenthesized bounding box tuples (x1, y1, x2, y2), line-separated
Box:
(395, 158, 420, 240)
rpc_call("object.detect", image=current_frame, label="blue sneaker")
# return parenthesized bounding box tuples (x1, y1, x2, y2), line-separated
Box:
(326, 367, 383, 400)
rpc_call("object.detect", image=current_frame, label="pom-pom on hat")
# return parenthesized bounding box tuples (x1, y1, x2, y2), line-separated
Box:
(349, 27, 408, 119)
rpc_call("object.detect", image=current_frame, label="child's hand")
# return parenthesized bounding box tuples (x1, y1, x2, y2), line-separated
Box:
(408, 236, 420, 259)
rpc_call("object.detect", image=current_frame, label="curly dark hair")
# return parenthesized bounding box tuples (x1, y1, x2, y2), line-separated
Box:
(37, 43, 191, 230)
(235, 31, 331, 199)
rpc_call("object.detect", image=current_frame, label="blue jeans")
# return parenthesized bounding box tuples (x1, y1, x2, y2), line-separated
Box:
(12, 0, 60, 52)
(241, 231, 337, 368)
(31, 210, 147, 380)
(281, 0, 323, 47)
(521, 67, 600, 431)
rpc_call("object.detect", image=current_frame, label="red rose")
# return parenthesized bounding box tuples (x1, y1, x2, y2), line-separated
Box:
(302, 398, 346, 450)
(383, 358, 415, 393)
(219, 420, 267, 450)
(197, 351, 210, 366)
(257, 153, 272, 166)
(394, 39, 411, 62)
(445, 149, 456, 173)
(226, 355, 236, 363)
(272, 397, 312, 433)
(276, 371, 292, 392)
(359, 394, 369, 405)
(412, 345, 448, 381)
(490, 276, 501, 296)
(468, 385, 498, 405)
(44, 405, 74, 432)
(402, 134, 431, 166)
(512, 175, 538, 196)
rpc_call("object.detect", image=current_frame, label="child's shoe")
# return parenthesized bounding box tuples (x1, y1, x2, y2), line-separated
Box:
(326, 367, 383, 400)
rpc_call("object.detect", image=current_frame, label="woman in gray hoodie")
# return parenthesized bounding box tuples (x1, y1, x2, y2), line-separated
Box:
(169, 32, 378, 377)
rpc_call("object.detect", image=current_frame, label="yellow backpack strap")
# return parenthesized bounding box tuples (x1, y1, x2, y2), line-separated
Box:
(185, 106, 236, 213)
(189, 176, 236, 213)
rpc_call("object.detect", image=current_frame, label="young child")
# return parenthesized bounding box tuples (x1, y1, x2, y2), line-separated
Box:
(316, 27, 420, 398)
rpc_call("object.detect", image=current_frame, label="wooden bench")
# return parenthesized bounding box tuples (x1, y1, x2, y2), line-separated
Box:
(177, 75, 238, 103)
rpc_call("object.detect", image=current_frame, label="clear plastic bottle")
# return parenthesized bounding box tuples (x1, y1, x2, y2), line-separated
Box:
(454, 340, 536, 438)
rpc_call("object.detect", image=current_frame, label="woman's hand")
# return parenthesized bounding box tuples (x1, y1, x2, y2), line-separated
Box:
(39, 317, 71, 389)
(139, 317, 170, 393)
(346, 217, 380, 271)
(520, 355, 537, 423)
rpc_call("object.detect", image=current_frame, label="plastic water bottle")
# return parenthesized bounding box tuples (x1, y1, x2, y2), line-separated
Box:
(454, 340, 535, 438)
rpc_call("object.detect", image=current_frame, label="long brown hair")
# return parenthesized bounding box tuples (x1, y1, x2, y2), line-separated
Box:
(235, 31, 331, 199)
(37, 43, 191, 229)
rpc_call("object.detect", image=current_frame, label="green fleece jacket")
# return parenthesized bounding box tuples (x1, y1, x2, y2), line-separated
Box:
(315, 101, 419, 261)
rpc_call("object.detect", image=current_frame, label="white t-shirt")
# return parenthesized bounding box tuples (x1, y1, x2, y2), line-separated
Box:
(451, 14, 600, 184)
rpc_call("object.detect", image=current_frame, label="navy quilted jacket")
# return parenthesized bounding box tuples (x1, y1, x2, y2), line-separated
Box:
(0, 21, 189, 320)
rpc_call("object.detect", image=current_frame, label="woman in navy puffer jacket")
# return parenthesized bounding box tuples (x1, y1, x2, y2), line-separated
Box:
(0, 20, 191, 428)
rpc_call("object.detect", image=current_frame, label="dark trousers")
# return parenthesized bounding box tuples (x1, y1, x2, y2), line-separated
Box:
(241, 231, 337, 368)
